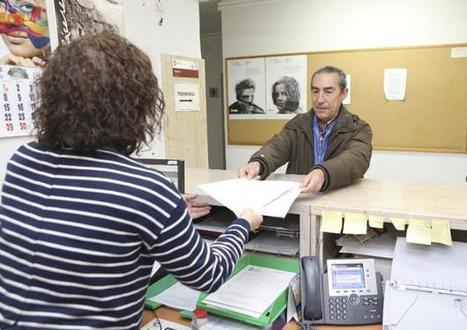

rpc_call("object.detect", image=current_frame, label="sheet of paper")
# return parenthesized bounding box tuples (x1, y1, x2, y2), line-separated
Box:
(150, 261, 161, 277)
(391, 237, 467, 292)
(199, 178, 300, 217)
(142, 318, 191, 330)
(383, 68, 407, 100)
(336, 230, 396, 259)
(406, 219, 432, 246)
(342, 74, 351, 105)
(368, 215, 384, 229)
(203, 265, 295, 318)
(390, 217, 406, 231)
(431, 219, 452, 246)
(343, 212, 367, 235)
(286, 274, 301, 323)
(148, 282, 200, 311)
(320, 210, 343, 233)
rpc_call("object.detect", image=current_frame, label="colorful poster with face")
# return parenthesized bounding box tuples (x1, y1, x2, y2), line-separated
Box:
(0, 0, 49, 138)
(0, 0, 51, 67)
(54, 0, 125, 45)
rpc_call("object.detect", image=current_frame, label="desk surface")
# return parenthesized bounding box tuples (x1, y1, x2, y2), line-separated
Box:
(142, 308, 382, 330)
(185, 168, 467, 229)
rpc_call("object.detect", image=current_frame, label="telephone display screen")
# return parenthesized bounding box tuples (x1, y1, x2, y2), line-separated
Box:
(331, 263, 365, 289)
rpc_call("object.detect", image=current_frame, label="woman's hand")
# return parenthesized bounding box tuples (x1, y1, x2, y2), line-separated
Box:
(240, 208, 263, 231)
(183, 193, 211, 219)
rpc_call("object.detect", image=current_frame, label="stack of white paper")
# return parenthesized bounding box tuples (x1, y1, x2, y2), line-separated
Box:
(199, 178, 301, 218)
(203, 265, 296, 318)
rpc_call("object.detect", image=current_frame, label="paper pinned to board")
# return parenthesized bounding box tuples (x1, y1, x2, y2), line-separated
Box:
(383, 68, 407, 101)
(406, 219, 432, 245)
(343, 212, 367, 235)
(320, 210, 343, 233)
(431, 219, 452, 246)
(198, 178, 300, 218)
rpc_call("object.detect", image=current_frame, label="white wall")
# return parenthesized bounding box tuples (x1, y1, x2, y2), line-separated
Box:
(221, 0, 467, 184)
(0, 0, 202, 179)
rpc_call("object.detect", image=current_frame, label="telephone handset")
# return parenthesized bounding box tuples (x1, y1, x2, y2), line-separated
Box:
(300, 257, 384, 326)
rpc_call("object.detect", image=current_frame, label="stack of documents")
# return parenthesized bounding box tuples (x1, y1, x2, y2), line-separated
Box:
(199, 178, 301, 218)
(336, 230, 397, 259)
(203, 265, 296, 318)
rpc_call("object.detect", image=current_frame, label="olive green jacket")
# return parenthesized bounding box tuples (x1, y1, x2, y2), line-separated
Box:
(249, 106, 372, 191)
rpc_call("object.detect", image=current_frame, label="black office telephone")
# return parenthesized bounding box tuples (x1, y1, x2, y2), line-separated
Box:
(300, 257, 384, 326)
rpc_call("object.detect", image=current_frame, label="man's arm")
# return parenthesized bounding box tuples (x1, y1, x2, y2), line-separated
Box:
(243, 127, 294, 180)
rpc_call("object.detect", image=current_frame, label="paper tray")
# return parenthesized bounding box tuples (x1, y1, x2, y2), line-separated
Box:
(145, 254, 298, 328)
(197, 254, 299, 328)
(144, 273, 178, 310)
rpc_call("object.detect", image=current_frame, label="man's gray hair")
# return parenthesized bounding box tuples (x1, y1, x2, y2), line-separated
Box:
(312, 66, 347, 90)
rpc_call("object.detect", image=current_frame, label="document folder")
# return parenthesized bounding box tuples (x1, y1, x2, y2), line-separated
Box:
(144, 254, 299, 328)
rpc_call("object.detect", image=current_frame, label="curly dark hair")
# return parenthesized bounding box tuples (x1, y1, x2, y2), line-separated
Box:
(33, 32, 164, 155)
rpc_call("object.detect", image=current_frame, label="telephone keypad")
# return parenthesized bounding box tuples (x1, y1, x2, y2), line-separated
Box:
(326, 295, 382, 325)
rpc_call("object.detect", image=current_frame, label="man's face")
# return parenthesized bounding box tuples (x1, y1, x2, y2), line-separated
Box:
(273, 83, 287, 111)
(238, 88, 255, 104)
(311, 72, 347, 123)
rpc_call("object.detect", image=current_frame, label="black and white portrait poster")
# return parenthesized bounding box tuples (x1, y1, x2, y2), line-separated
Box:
(227, 58, 266, 120)
(54, 0, 125, 45)
(266, 55, 307, 120)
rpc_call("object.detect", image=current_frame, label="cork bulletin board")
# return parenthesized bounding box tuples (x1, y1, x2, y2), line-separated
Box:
(227, 44, 467, 153)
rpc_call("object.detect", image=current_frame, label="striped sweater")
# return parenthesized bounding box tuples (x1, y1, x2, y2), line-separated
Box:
(0, 142, 250, 330)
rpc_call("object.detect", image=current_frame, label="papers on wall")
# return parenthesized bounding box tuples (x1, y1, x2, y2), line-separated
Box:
(342, 74, 351, 105)
(450, 47, 467, 58)
(174, 83, 200, 111)
(198, 178, 300, 218)
(203, 265, 296, 318)
(0, 65, 41, 138)
(148, 282, 199, 311)
(383, 68, 407, 101)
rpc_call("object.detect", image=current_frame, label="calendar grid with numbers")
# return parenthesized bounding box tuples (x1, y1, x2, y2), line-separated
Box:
(0, 65, 41, 138)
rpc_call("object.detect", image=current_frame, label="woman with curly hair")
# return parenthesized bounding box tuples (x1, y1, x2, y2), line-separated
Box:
(0, 32, 262, 329)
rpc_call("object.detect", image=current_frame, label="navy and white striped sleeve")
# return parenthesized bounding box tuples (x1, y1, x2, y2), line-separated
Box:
(147, 198, 250, 292)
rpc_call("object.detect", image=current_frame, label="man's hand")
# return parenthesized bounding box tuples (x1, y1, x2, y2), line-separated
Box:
(238, 161, 261, 180)
(183, 193, 211, 219)
(299, 168, 325, 193)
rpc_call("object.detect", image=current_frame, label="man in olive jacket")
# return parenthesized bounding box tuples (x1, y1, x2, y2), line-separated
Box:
(238, 66, 372, 193)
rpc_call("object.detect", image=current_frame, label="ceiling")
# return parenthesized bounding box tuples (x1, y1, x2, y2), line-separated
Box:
(200, 0, 222, 34)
